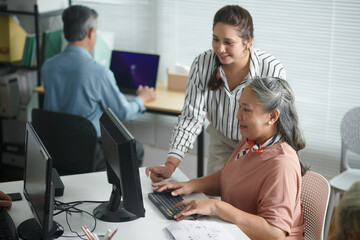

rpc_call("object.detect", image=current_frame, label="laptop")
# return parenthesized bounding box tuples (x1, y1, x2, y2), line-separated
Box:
(110, 50, 160, 95)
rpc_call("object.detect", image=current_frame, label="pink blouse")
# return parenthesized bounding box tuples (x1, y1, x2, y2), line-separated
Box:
(220, 139, 305, 239)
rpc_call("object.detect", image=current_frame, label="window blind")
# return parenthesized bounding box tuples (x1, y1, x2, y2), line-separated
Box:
(73, 0, 156, 55)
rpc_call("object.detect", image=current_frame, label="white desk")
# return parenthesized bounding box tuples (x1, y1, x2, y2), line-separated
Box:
(0, 168, 249, 239)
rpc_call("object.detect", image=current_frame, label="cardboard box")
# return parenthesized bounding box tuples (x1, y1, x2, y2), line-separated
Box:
(167, 68, 188, 91)
(0, 16, 27, 62)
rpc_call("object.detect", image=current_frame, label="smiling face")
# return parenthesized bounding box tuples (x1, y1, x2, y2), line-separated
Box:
(236, 86, 279, 144)
(212, 22, 252, 66)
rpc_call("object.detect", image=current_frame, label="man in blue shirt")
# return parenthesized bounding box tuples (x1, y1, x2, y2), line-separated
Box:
(41, 5, 156, 169)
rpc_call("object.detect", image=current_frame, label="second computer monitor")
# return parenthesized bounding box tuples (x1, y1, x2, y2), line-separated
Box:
(93, 108, 145, 222)
(17, 122, 63, 240)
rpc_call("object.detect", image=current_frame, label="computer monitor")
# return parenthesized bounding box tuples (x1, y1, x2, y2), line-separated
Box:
(93, 108, 145, 222)
(110, 50, 159, 94)
(17, 122, 64, 240)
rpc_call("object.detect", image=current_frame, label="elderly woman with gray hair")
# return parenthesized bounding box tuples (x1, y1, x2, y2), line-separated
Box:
(152, 77, 307, 240)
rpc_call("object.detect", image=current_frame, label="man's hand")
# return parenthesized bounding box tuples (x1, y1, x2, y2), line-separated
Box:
(136, 85, 156, 103)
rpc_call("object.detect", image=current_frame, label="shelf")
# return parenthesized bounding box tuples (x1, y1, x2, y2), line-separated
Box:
(0, 10, 36, 16)
(0, 4, 68, 86)
(0, 8, 64, 18)
(0, 62, 37, 71)
(0, 2, 70, 165)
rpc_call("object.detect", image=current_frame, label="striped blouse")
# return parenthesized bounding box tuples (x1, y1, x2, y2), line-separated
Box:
(168, 48, 286, 160)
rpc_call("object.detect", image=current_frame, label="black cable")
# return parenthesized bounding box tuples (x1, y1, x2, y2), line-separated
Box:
(53, 199, 106, 216)
(53, 200, 100, 239)
(57, 200, 106, 204)
(53, 201, 83, 216)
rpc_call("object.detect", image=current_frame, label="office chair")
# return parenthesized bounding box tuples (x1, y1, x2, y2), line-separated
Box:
(324, 106, 360, 239)
(301, 171, 330, 240)
(31, 109, 99, 175)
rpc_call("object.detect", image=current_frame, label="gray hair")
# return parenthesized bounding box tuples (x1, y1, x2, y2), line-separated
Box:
(245, 76, 308, 175)
(62, 5, 98, 42)
(334, 181, 360, 239)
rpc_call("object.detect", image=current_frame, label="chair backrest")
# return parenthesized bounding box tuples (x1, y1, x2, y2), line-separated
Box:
(31, 109, 98, 175)
(301, 171, 330, 240)
(340, 106, 360, 172)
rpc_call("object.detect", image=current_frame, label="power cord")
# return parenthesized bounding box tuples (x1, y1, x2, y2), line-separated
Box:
(53, 200, 106, 239)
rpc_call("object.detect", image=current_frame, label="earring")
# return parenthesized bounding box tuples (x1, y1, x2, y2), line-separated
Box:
(268, 121, 272, 125)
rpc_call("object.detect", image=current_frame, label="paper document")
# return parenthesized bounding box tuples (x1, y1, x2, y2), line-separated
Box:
(166, 220, 237, 240)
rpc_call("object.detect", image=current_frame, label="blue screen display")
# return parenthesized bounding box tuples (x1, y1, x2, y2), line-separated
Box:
(110, 51, 159, 93)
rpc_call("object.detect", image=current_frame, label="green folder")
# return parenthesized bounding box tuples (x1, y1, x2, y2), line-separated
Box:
(41, 29, 62, 64)
(25, 35, 35, 67)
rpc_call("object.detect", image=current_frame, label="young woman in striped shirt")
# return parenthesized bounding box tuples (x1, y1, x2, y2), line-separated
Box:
(146, 5, 286, 181)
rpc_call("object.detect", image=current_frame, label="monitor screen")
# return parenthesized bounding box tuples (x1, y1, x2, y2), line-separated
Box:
(17, 122, 63, 240)
(93, 108, 145, 222)
(110, 50, 159, 94)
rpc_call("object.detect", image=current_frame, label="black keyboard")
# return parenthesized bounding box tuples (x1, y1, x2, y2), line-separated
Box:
(0, 210, 19, 240)
(148, 191, 185, 220)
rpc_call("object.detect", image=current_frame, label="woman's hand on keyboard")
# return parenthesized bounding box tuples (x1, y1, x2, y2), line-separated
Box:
(173, 199, 218, 221)
(152, 181, 195, 196)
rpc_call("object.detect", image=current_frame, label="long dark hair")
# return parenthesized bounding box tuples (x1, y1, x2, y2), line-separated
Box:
(207, 5, 254, 91)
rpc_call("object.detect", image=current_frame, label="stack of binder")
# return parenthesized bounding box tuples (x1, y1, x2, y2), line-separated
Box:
(21, 34, 36, 67)
(21, 29, 62, 67)
(41, 29, 62, 64)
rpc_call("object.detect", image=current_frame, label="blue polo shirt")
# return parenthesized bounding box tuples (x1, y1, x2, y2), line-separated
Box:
(41, 45, 145, 136)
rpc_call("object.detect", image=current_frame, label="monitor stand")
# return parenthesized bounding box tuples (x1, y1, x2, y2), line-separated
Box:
(17, 218, 63, 240)
(93, 185, 138, 222)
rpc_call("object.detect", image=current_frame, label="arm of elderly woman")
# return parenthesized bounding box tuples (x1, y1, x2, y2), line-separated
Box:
(152, 171, 286, 240)
(152, 170, 222, 196)
(170, 197, 285, 240)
